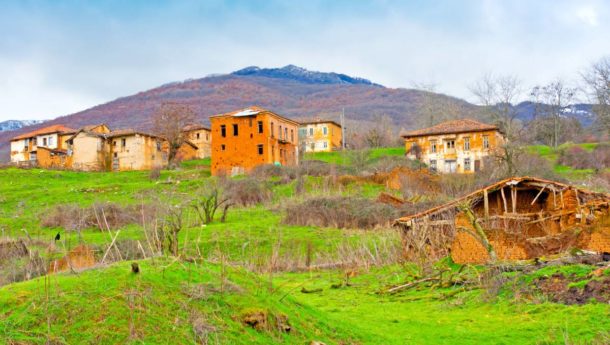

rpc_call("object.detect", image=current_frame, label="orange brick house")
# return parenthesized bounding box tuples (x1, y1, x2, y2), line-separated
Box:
(401, 119, 505, 173)
(210, 106, 299, 176)
(10, 124, 76, 168)
(395, 177, 610, 264)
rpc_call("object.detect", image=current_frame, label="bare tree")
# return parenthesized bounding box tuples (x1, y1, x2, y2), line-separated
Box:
(470, 73, 524, 176)
(412, 82, 465, 128)
(530, 80, 576, 148)
(582, 57, 610, 136)
(153, 102, 196, 167)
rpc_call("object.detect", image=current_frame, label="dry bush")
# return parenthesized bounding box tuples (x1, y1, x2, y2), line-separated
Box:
(283, 197, 398, 229)
(297, 160, 336, 176)
(439, 174, 478, 198)
(149, 167, 161, 180)
(41, 202, 156, 231)
(558, 146, 594, 169)
(510, 153, 559, 180)
(592, 143, 610, 170)
(224, 178, 273, 207)
(368, 156, 421, 173)
(250, 164, 296, 180)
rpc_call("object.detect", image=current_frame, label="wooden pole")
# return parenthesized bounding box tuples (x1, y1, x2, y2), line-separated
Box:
(500, 187, 508, 214)
(483, 189, 489, 220)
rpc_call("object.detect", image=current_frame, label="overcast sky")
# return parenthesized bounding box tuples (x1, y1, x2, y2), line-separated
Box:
(1, 0, 609, 121)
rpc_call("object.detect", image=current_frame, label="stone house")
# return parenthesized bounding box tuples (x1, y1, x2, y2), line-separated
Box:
(183, 124, 212, 159)
(401, 119, 505, 173)
(299, 120, 342, 152)
(210, 106, 299, 176)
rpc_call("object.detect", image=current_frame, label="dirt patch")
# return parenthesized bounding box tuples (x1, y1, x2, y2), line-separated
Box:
(240, 308, 291, 333)
(533, 272, 610, 305)
(49, 245, 96, 273)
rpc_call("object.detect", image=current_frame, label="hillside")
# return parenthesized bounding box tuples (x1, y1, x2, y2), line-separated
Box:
(0, 65, 475, 161)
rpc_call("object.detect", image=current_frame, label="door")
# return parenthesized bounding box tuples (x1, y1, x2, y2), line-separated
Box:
(445, 160, 456, 173)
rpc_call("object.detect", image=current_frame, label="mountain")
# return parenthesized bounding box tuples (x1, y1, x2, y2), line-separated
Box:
(0, 65, 596, 162)
(232, 65, 381, 86)
(0, 120, 44, 132)
(513, 102, 596, 126)
(0, 65, 475, 161)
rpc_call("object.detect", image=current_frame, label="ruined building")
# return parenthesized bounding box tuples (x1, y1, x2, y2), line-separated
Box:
(210, 106, 299, 176)
(395, 177, 610, 264)
(401, 119, 505, 173)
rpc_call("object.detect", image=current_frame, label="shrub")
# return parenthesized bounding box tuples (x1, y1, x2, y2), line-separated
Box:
(283, 196, 398, 229)
(224, 178, 273, 207)
(558, 146, 594, 169)
(40, 202, 150, 231)
(149, 167, 161, 180)
(592, 143, 610, 170)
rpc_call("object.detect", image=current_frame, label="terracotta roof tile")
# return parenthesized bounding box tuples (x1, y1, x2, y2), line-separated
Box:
(210, 106, 300, 125)
(12, 125, 76, 141)
(401, 119, 499, 138)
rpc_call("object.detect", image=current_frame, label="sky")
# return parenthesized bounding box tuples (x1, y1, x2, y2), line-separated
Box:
(1, 0, 609, 121)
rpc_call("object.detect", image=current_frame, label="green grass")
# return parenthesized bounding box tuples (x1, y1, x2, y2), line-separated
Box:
(0, 259, 363, 344)
(2, 156, 610, 344)
(527, 142, 608, 179)
(303, 147, 404, 165)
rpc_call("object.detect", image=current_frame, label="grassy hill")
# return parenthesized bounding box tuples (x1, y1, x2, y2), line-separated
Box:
(1, 152, 609, 344)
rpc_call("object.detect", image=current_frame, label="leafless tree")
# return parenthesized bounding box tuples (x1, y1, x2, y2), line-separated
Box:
(530, 80, 576, 148)
(412, 82, 465, 128)
(470, 73, 524, 176)
(582, 57, 610, 136)
(152, 102, 196, 167)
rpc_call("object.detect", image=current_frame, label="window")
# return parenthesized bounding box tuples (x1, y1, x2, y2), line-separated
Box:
(156, 141, 162, 151)
(284, 127, 288, 140)
(23, 139, 28, 149)
(446, 140, 455, 149)
(464, 137, 470, 151)
(49, 136, 54, 146)
(257, 144, 264, 155)
(429, 159, 437, 171)
(271, 122, 274, 137)
(206, 133, 209, 141)
(430, 140, 437, 153)
(113, 141, 117, 146)
(464, 158, 471, 171)
(233, 124, 239, 136)
(221, 144, 226, 151)
(113, 152, 117, 158)
(483, 136, 489, 149)
(196, 133, 200, 139)
(323, 126, 328, 135)
(291, 129, 294, 142)
(309, 128, 313, 136)
(279, 125, 282, 139)
(121, 138, 126, 147)
(323, 141, 328, 148)
(43, 138, 47, 146)
(32, 138, 37, 145)
(221, 125, 226, 137)
(311, 143, 315, 150)
(258, 121, 263, 133)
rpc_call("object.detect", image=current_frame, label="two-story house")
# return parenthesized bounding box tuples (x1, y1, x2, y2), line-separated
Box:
(10, 125, 76, 166)
(210, 106, 299, 176)
(401, 119, 505, 173)
(299, 120, 342, 152)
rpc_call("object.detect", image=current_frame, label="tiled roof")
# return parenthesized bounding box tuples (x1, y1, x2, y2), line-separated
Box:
(106, 129, 161, 139)
(211, 106, 300, 125)
(12, 125, 76, 141)
(400, 119, 499, 138)
(183, 124, 211, 132)
(300, 119, 342, 128)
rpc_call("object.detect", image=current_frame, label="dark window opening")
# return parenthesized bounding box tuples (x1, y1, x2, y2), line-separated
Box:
(221, 144, 225, 151)
(271, 122, 274, 137)
(221, 125, 226, 137)
(196, 133, 200, 139)
(121, 138, 126, 147)
(291, 129, 294, 142)
(257, 144, 263, 155)
(258, 121, 263, 133)
(233, 124, 239, 136)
